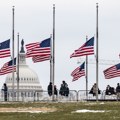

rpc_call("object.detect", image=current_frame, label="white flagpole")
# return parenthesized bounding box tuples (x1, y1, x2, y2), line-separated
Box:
(50, 34, 52, 83)
(12, 6, 15, 101)
(86, 36, 88, 100)
(17, 33, 20, 101)
(96, 3, 99, 101)
(52, 4, 55, 101)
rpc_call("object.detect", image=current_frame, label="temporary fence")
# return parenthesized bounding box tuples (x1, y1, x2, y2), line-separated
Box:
(0, 90, 119, 102)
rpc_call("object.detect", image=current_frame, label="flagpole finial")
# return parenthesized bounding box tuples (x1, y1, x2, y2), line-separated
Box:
(12, 6, 15, 9)
(96, 3, 98, 7)
(53, 4, 55, 8)
(86, 35, 88, 39)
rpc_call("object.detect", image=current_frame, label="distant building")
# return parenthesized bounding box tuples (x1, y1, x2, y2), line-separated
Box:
(4, 40, 42, 101)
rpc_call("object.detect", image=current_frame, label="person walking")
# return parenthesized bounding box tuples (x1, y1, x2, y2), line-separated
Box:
(2, 83, 8, 101)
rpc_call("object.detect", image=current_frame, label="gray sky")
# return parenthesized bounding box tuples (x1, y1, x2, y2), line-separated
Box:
(0, 0, 120, 91)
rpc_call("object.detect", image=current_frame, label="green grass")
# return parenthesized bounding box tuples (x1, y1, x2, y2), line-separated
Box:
(0, 102, 120, 120)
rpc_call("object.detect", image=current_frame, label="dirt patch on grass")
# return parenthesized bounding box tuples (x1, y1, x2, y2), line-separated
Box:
(0, 107, 57, 113)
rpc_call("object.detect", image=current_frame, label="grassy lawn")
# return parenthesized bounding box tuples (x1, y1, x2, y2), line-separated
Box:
(0, 102, 120, 120)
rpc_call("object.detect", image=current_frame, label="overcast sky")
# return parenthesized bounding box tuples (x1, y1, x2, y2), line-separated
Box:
(0, 0, 120, 91)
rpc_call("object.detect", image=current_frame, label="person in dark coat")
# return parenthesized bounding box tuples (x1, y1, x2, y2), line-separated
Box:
(59, 81, 69, 97)
(65, 86, 69, 97)
(59, 84, 65, 96)
(47, 82, 52, 96)
(116, 83, 120, 99)
(105, 85, 111, 95)
(54, 85, 58, 96)
(2, 83, 8, 101)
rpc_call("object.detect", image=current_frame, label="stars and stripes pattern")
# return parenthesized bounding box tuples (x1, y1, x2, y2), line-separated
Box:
(0, 39, 11, 58)
(0, 58, 16, 75)
(71, 62, 85, 81)
(25, 42, 40, 53)
(32, 54, 50, 63)
(25, 38, 51, 62)
(103, 63, 120, 79)
(70, 37, 94, 58)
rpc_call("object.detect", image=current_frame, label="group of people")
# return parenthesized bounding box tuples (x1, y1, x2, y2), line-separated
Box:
(47, 82, 58, 96)
(105, 85, 115, 95)
(2, 82, 120, 101)
(89, 82, 120, 99)
(59, 81, 69, 96)
(47, 80, 69, 97)
(105, 83, 120, 98)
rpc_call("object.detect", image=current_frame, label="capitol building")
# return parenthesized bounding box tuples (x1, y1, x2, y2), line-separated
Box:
(5, 40, 43, 101)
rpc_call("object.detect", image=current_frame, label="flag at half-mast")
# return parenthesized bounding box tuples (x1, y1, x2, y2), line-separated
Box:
(0, 58, 16, 75)
(71, 62, 85, 81)
(25, 38, 51, 62)
(0, 39, 11, 58)
(70, 37, 94, 58)
(32, 54, 50, 63)
(103, 63, 120, 79)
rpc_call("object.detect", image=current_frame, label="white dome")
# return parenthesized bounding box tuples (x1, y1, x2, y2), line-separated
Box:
(7, 65, 38, 80)
(5, 41, 42, 91)
(5, 64, 42, 91)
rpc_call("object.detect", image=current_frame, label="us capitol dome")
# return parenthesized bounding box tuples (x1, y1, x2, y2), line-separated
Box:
(5, 40, 42, 100)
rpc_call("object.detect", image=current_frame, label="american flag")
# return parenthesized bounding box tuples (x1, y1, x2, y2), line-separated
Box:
(71, 62, 85, 81)
(70, 37, 94, 58)
(103, 63, 120, 79)
(25, 42, 40, 52)
(32, 54, 50, 63)
(26, 38, 51, 58)
(0, 39, 11, 58)
(0, 58, 16, 75)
